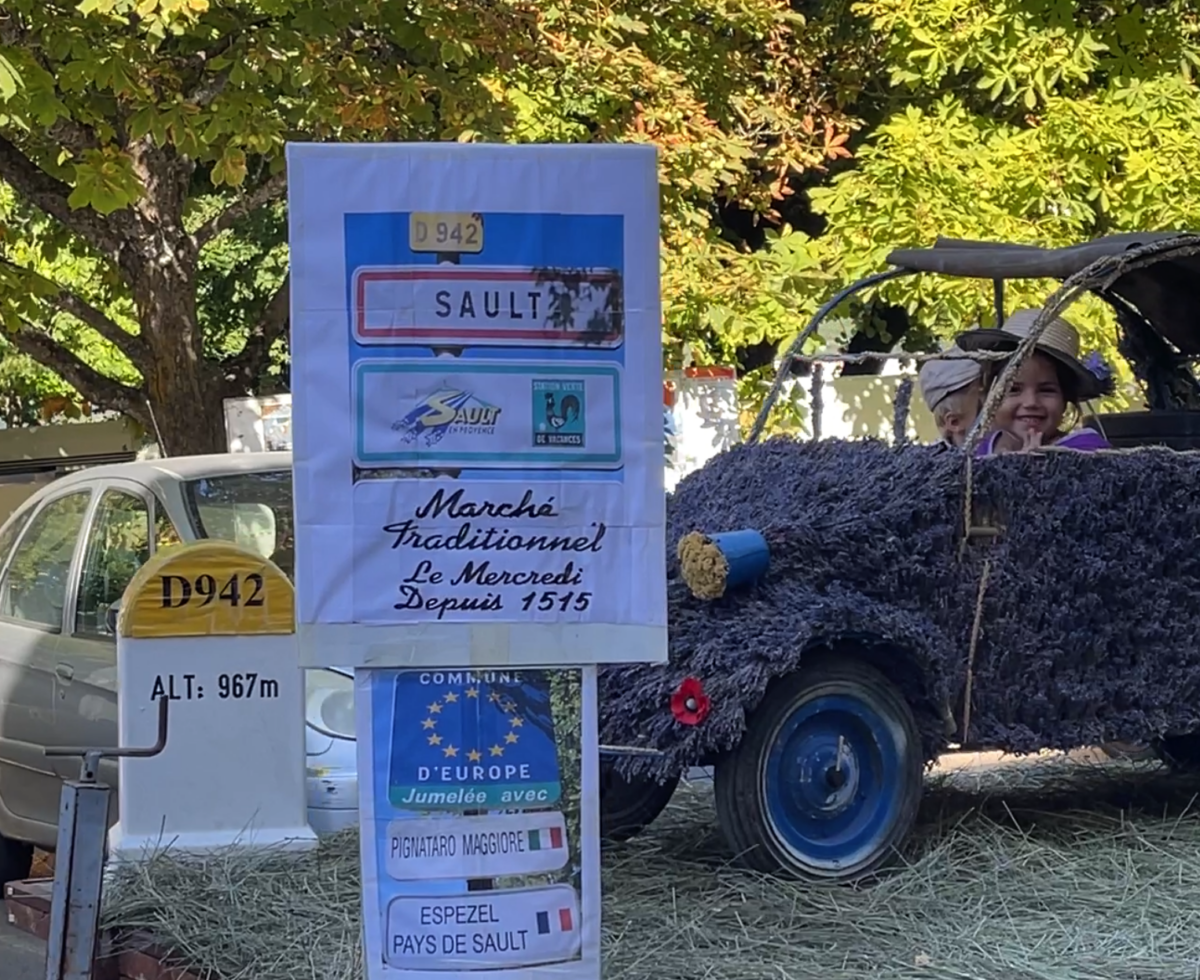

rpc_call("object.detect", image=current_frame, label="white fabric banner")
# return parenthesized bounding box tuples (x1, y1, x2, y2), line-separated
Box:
(285, 143, 668, 668)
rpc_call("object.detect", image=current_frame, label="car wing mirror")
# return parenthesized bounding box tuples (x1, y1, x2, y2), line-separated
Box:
(105, 602, 121, 635)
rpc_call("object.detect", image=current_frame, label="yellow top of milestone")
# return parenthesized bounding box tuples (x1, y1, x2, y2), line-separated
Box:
(118, 540, 295, 638)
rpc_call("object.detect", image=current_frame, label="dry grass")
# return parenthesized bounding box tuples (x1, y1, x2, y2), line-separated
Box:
(101, 753, 1200, 980)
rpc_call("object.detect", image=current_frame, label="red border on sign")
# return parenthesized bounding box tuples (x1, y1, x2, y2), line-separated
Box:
(354, 267, 623, 344)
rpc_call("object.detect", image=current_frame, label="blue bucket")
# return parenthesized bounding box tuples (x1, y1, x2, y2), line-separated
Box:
(709, 529, 770, 590)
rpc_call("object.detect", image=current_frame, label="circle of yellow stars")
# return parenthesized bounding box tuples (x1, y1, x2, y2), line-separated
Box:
(421, 686, 525, 761)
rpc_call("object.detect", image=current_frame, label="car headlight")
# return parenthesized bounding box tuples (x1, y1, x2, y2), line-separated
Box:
(305, 668, 356, 741)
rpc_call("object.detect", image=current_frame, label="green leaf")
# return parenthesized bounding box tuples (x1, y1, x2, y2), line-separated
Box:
(0, 55, 22, 102)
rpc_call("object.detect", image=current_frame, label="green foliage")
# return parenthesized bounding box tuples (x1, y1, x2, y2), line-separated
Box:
(0, 0, 849, 449)
(0, 0, 1197, 442)
(782, 0, 1200, 418)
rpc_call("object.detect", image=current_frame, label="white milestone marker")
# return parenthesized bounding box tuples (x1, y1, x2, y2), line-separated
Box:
(106, 540, 316, 863)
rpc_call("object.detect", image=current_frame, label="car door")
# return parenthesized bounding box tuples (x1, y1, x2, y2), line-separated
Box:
(0, 487, 92, 840)
(51, 483, 156, 793)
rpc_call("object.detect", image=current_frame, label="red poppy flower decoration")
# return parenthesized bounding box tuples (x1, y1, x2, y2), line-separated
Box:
(670, 676, 711, 726)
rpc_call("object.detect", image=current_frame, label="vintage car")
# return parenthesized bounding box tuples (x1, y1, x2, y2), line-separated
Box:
(597, 231, 1200, 882)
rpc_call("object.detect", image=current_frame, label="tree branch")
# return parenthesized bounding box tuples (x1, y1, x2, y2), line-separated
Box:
(180, 25, 271, 106)
(0, 135, 126, 260)
(192, 170, 288, 247)
(190, 70, 231, 108)
(10, 317, 146, 421)
(223, 272, 290, 390)
(0, 258, 148, 364)
(51, 287, 148, 364)
(45, 117, 101, 156)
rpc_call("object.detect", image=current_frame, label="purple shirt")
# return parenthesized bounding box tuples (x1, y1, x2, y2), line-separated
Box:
(975, 426, 1112, 457)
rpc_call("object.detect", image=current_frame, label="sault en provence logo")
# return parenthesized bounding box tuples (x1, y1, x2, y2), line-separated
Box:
(393, 388, 502, 447)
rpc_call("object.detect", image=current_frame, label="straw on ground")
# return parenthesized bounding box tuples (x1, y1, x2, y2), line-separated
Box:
(101, 753, 1200, 980)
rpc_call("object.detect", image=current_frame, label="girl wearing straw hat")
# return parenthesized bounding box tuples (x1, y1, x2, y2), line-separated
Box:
(956, 308, 1115, 456)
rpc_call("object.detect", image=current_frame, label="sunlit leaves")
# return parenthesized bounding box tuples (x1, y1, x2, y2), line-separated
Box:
(793, 2, 1200, 416)
(67, 149, 144, 214)
(210, 146, 247, 188)
(0, 0, 851, 434)
(0, 56, 24, 102)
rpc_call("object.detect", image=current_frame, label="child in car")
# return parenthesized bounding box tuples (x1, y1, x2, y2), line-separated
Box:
(917, 344, 983, 447)
(955, 309, 1113, 455)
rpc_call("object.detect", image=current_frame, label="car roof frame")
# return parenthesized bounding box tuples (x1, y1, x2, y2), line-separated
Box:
(748, 232, 1200, 444)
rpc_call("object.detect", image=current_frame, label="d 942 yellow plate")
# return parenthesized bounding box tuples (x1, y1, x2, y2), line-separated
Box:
(409, 212, 484, 253)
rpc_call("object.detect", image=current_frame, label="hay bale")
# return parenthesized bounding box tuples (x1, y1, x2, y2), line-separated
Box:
(98, 760, 1200, 980)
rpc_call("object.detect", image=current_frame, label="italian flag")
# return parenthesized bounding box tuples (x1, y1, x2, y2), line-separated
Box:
(527, 827, 564, 851)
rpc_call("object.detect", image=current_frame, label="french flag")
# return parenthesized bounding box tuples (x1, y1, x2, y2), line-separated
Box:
(535, 908, 574, 935)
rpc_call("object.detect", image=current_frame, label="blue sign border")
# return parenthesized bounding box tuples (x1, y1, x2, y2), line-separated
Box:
(353, 361, 623, 467)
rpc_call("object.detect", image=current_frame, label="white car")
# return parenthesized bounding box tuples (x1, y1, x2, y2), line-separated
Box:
(0, 451, 358, 885)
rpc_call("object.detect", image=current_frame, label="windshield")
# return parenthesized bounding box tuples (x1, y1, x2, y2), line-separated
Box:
(183, 470, 294, 579)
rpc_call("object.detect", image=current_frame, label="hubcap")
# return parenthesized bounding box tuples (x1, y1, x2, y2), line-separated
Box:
(762, 692, 904, 874)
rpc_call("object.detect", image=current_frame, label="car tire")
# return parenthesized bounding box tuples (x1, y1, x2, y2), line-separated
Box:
(0, 833, 33, 887)
(599, 760, 679, 842)
(1155, 731, 1200, 771)
(714, 654, 923, 882)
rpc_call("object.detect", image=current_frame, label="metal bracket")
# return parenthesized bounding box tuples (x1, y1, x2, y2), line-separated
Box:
(965, 525, 1003, 541)
(45, 691, 170, 783)
(41, 696, 171, 980)
(599, 743, 666, 758)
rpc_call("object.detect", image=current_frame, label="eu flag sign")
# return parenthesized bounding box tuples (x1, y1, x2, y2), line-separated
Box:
(388, 670, 562, 810)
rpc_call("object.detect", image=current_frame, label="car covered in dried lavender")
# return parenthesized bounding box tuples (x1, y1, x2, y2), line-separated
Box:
(598, 232, 1200, 882)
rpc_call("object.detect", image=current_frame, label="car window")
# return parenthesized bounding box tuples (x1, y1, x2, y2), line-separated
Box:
(152, 496, 183, 553)
(0, 507, 35, 579)
(75, 490, 151, 637)
(0, 491, 91, 630)
(182, 470, 294, 579)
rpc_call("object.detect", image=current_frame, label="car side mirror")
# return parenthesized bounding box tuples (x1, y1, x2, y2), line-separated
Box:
(105, 602, 121, 635)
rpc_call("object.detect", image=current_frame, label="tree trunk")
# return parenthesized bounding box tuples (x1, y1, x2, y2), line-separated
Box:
(133, 241, 229, 457)
(142, 356, 230, 456)
(0, 136, 288, 451)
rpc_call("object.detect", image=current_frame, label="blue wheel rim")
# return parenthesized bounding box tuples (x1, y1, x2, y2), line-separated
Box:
(761, 691, 906, 874)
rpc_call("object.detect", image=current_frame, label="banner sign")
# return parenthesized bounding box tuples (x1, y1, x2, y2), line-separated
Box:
(357, 667, 600, 980)
(286, 143, 667, 668)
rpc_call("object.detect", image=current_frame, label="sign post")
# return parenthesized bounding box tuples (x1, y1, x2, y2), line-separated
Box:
(287, 142, 667, 980)
(106, 540, 316, 863)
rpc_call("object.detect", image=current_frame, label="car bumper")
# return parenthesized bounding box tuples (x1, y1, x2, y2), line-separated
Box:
(305, 730, 358, 835)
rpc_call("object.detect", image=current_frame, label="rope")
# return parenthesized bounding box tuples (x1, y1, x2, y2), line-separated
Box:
(959, 451, 976, 557)
(790, 349, 1013, 367)
(952, 236, 1200, 665)
(961, 557, 992, 744)
(809, 363, 823, 442)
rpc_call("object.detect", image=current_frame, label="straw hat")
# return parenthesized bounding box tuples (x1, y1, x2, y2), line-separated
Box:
(955, 308, 1106, 401)
(916, 344, 981, 412)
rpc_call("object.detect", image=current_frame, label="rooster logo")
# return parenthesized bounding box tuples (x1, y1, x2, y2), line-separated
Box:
(544, 391, 581, 429)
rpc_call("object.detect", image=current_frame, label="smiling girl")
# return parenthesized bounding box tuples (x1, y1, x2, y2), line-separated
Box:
(955, 309, 1114, 456)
